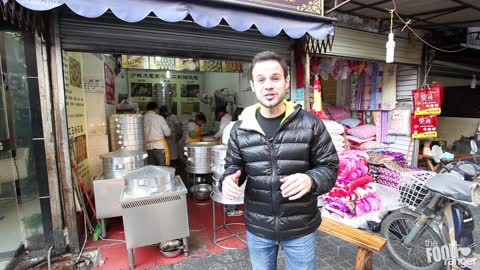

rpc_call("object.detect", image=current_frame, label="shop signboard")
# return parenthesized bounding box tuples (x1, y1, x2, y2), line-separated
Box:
(222, 0, 323, 16)
(104, 63, 115, 105)
(63, 51, 91, 189)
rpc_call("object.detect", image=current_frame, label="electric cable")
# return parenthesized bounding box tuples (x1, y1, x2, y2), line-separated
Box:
(390, 0, 468, 53)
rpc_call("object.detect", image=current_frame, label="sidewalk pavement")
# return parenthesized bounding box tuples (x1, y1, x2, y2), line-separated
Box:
(147, 229, 404, 270)
(149, 205, 480, 270)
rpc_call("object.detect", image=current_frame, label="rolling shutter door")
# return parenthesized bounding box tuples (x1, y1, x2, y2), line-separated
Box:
(325, 27, 422, 65)
(58, 12, 292, 62)
(388, 64, 419, 165)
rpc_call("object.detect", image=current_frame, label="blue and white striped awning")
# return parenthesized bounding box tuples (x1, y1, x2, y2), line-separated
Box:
(6, 0, 335, 40)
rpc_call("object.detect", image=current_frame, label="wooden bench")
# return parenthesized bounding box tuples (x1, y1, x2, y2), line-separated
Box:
(319, 218, 386, 270)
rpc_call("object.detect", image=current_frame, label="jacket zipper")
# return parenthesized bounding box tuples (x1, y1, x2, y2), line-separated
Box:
(270, 108, 300, 241)
(267, 137, 280, 241)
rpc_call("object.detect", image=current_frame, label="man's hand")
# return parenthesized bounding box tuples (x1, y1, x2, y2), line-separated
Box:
(222, 170, 241, 200)
(280, 173, 313, 200)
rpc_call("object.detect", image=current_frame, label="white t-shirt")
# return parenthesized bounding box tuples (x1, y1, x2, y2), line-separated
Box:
(143, 111, 171, 150)
(222, 121, 237, 145)
(214, 113, 233, 139)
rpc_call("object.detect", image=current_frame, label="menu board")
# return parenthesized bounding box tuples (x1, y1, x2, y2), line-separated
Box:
(150, 56, 176, 70)
(222, 61, 243, 73)
(176, 58, 200, 72)
(121, 55, 149, 69)
(127, 70, 201, 109)
(63, 51, 91, 189)
(199, 60, 222, 72)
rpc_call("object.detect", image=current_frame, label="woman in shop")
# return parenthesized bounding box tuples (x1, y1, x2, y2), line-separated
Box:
(159, 105, 182, 167)
(182, 112, 207, 144)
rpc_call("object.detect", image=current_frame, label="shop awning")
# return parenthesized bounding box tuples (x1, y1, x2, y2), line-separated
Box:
(8, 0, 335, 40)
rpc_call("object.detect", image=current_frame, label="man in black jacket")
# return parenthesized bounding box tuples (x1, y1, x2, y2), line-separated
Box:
(220, 51, 339, 270)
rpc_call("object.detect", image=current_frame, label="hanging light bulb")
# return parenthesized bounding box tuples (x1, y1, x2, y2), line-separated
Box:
(386, 33, 396, 63)
(166, 70, 171, 79)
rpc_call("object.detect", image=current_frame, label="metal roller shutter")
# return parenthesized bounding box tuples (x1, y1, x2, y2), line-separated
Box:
(59, 12, 292, 62)
(388, 64, 419, 166)
(325, 27, 422, 65)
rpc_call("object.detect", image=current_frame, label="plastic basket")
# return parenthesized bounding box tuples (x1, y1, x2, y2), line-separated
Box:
(398, 171, 436, 210)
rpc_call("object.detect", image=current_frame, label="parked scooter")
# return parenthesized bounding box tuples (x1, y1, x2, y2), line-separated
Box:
(381, 141, 480, 270)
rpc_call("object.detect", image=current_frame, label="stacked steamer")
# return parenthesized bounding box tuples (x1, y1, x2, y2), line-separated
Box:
(210, 144, 245, 204)
(109, 114, 144, 151)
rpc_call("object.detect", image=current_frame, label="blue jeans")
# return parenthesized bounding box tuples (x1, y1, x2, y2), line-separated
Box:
(246, 231, 317, 270)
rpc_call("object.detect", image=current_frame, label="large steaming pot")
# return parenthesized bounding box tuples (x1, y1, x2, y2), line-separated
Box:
(184, 142, 218, 174)
(100, 149, 147, 179)
(123, 165, 175, 196)
(109, 114, 144, 151)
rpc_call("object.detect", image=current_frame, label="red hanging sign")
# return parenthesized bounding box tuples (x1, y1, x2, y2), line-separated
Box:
(411, 114, 438, 138)
(412, 83, 444, 116)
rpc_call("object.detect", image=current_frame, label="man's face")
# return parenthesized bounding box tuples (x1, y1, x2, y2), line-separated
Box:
(250, 60, 289, 109)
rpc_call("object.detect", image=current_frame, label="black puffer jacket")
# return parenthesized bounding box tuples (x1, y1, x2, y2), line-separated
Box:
(220, 101, 338, 241)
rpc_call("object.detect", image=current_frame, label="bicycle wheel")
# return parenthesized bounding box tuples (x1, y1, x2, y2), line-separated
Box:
(381, 212, 445, 270)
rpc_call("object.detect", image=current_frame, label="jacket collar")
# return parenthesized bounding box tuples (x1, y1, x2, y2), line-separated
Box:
(239, 100, 299, 135)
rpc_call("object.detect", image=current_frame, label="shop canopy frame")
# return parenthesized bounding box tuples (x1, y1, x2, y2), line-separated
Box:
(3, 0, 336, 43)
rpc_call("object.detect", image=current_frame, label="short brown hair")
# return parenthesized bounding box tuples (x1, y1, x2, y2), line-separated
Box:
(249, 51, 288, 81)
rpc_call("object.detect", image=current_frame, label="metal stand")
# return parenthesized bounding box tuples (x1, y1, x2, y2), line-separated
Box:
(128, 249, 135, 270)
(187, 172, 212, 206)
(101, 219, 107, 238)
(211, 196, 246, 249)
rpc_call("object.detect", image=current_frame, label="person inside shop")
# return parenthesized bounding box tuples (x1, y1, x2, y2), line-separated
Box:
(220, 51, 338, 270)
(182, 112, 207, 144)
(221, 107, 244, 217)
(213, 105, 232, 140)
(143, 102, 171, 166)
(116, 95, 138, 114)
(159, 105, 182, 167)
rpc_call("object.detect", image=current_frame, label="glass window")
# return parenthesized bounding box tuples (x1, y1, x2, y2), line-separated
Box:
(0, 30, 46, 260)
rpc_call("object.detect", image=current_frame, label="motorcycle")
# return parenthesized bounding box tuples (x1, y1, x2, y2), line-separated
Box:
(381, 140, 480, 270)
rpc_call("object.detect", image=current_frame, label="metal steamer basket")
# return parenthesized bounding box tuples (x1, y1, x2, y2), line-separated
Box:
(100, 149, 147, 179)
(109, 114, 144, 151)
(123, 166, 176, 196)
(211, 144, 227, 180)
(184, 142, 219, 174)
(210, 144, 245, 204)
